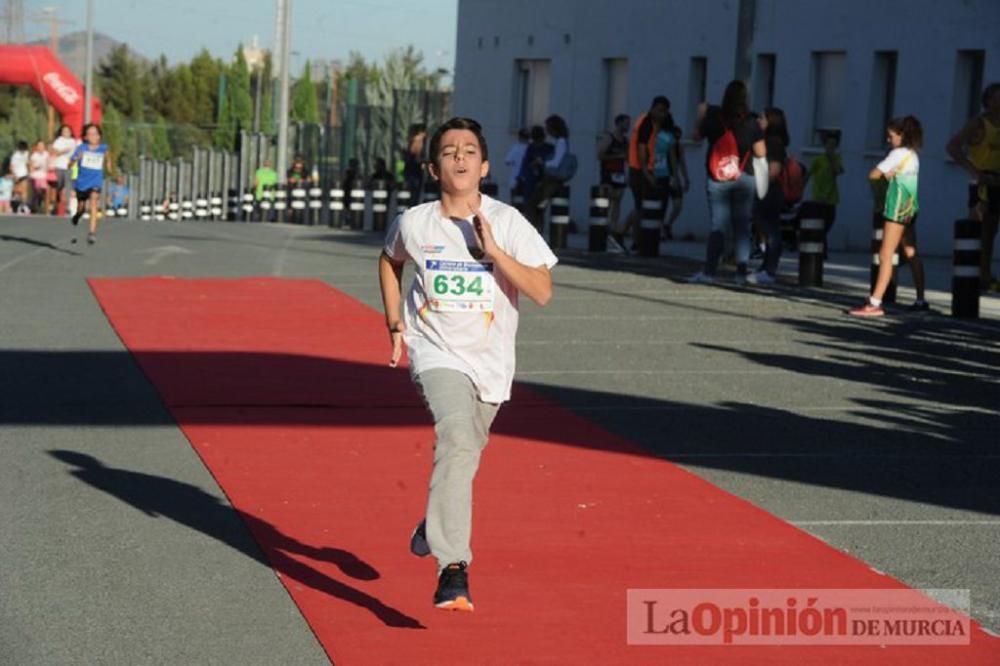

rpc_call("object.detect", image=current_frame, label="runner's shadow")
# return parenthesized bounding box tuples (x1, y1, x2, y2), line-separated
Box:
(0, 233, 81, 256)
(48, 450, 424, 629)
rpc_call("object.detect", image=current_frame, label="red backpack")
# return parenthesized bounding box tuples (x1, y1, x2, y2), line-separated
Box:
(779, 156, 806, 203)
(708, 127, 748, 181)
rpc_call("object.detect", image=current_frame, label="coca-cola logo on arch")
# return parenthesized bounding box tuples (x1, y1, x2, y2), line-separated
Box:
(42, 72, 80, 105)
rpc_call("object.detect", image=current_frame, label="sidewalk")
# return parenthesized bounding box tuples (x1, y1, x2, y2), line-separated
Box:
(562, 233, 1000, 320)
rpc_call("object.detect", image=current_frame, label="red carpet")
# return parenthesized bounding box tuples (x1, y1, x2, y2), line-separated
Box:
(90, 277, 998, 664)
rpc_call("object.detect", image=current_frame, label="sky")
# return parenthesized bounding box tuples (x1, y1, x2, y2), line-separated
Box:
(23, 0, 458, 75)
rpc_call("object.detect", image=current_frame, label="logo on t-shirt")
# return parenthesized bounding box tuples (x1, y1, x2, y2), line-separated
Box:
(421, 244, 446, 254)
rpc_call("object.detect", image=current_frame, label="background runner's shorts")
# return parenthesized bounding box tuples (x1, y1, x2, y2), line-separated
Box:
(969, 181, 1000, 215)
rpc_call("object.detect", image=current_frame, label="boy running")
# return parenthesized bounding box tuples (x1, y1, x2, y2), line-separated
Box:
(378, 117, 556, 611)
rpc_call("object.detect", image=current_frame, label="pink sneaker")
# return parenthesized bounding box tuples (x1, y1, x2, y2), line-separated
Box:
(848, 302, 885, 317)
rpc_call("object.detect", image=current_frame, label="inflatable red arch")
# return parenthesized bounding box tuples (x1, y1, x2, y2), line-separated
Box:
(0, 44, 102, 137)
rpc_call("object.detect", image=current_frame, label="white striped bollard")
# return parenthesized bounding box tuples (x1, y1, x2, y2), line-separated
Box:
(371, 180, 389, 232)
(549, 184, 570, 249)
(308, 187, 323, 226)
(952, 218, 981, 318)
(589, 185, 609, 252)
(273, 186, 288, 223)
(348, 188, 366, 229)
(328, 188, 345, 227)
(394, 189, 412, 218)
(638, 197, 662, 257)
(798, 217, 825, 286)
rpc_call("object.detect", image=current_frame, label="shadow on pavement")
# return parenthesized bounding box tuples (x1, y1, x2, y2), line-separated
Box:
(48, 449, 424, 629)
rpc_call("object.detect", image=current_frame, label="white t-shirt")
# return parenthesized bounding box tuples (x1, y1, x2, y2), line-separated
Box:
(10, 150, 29, 179)
(29, 150, 49, 180)
(876, 147, 919, 177)
(51, 137, 78, 170)
(384, 194, 558, 403)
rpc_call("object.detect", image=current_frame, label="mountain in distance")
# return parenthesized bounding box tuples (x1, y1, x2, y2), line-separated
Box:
(27, 31, 150, 81)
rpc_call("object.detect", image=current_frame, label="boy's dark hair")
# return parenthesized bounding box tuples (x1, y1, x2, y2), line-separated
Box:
(16, 140, 29, 151)
(651, 96, 671, 110)
(613, 113, 630, 126)
(721, 80, 749, 125)
(764, 107, 790, 147)
(517, 127, 530, 141)
(887, 115, 923, 150)
(544, 114, 569, 139)
(82, 123, 103, 140)
(530, 125, 546, 142)
(983, 82, 1000, 110)
(407, 123, 427, 140)
(428, 117, 489, 166)
(819, 128, 842, 147)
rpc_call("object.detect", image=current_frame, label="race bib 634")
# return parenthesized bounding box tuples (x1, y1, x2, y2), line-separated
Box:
(424, 258, 495, 312)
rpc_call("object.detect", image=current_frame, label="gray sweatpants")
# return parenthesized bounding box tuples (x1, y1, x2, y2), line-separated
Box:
(413, 368, 500, 572)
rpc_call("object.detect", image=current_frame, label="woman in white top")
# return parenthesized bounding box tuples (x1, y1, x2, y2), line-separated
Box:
(50, 125, 79, 215)
(9, 141, 30, 210)
(522, 114, 571, 232)
(850, 116, 927, 316)
(29, 141, 50, 214)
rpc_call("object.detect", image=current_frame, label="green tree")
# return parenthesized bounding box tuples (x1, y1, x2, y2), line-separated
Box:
(291, 60, 320, 123)
(6, 95, 48, 145)
(258, 52, 274, 135)
(189, 49, 222, 127)
(150, 116, 172, 160)
(229, 46, 253, 133)
(213, 74, 235, 150)
(97, 44, 145, 120)
(103, 105, 124, 175)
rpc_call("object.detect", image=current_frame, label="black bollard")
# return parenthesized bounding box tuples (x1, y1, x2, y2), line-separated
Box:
(798, 216, 825, 286)
(348, 187, 366, 229)
(329, 187, 345, 227)
(273, 185, 288, 223)
(308, 186, 323, 226)
(952, 218, 981, 318)
(589, 185, 610, 252)
(637, 197, 662, 257)
(870, 212, 898, 303)
(371, 180, 389, 232)
(394, 189, 412, 218)
(228, 189, 241, 222)
(549, 184, 570, 249)
(290, 185, 307, 224)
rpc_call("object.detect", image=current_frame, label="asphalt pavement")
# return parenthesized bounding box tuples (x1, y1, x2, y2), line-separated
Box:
(1, 213, 997, 663)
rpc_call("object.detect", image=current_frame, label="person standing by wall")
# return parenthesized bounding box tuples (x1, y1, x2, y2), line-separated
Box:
(802, 129, 844, 238)
(503, 128, 530, 202)
(50, 125, 78, 216)
(620, 97, 671, 251)
(948, 82, 1000, 292)
(597, 113, 630, 244)
(850, 116, 927, 316)
(688, 81, 766, 284)
(748, 107, 789, 284)
(522, 114, 572, 232)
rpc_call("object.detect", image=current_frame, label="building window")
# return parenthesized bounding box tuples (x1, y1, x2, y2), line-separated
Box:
(866, 51, 897, 148)
(601, 58, 628, 130)
(512, 59, 551, 131)
(810, 51, 847, 145)
(753, 54, 776, 111)
(952, 50, 985, 130)
(687, 57, 707, 135)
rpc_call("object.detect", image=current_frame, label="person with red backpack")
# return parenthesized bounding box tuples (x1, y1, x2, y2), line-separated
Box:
(748, 107, 790, 285)
(688, 80, 767, 284)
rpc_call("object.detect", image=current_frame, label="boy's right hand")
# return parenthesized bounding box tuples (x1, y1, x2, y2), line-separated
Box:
(388, 322, 405, 368)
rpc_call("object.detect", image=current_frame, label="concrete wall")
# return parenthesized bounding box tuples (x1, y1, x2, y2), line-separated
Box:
(453, 0, 1000, 255)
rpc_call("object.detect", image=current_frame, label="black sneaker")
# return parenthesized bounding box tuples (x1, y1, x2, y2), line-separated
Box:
(410, 520, 430, 557)
(72, 212, 82, 226)
(434, 561, 473, 612)
(87, 233, 96, 245)
(906, 300, 930, 312)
